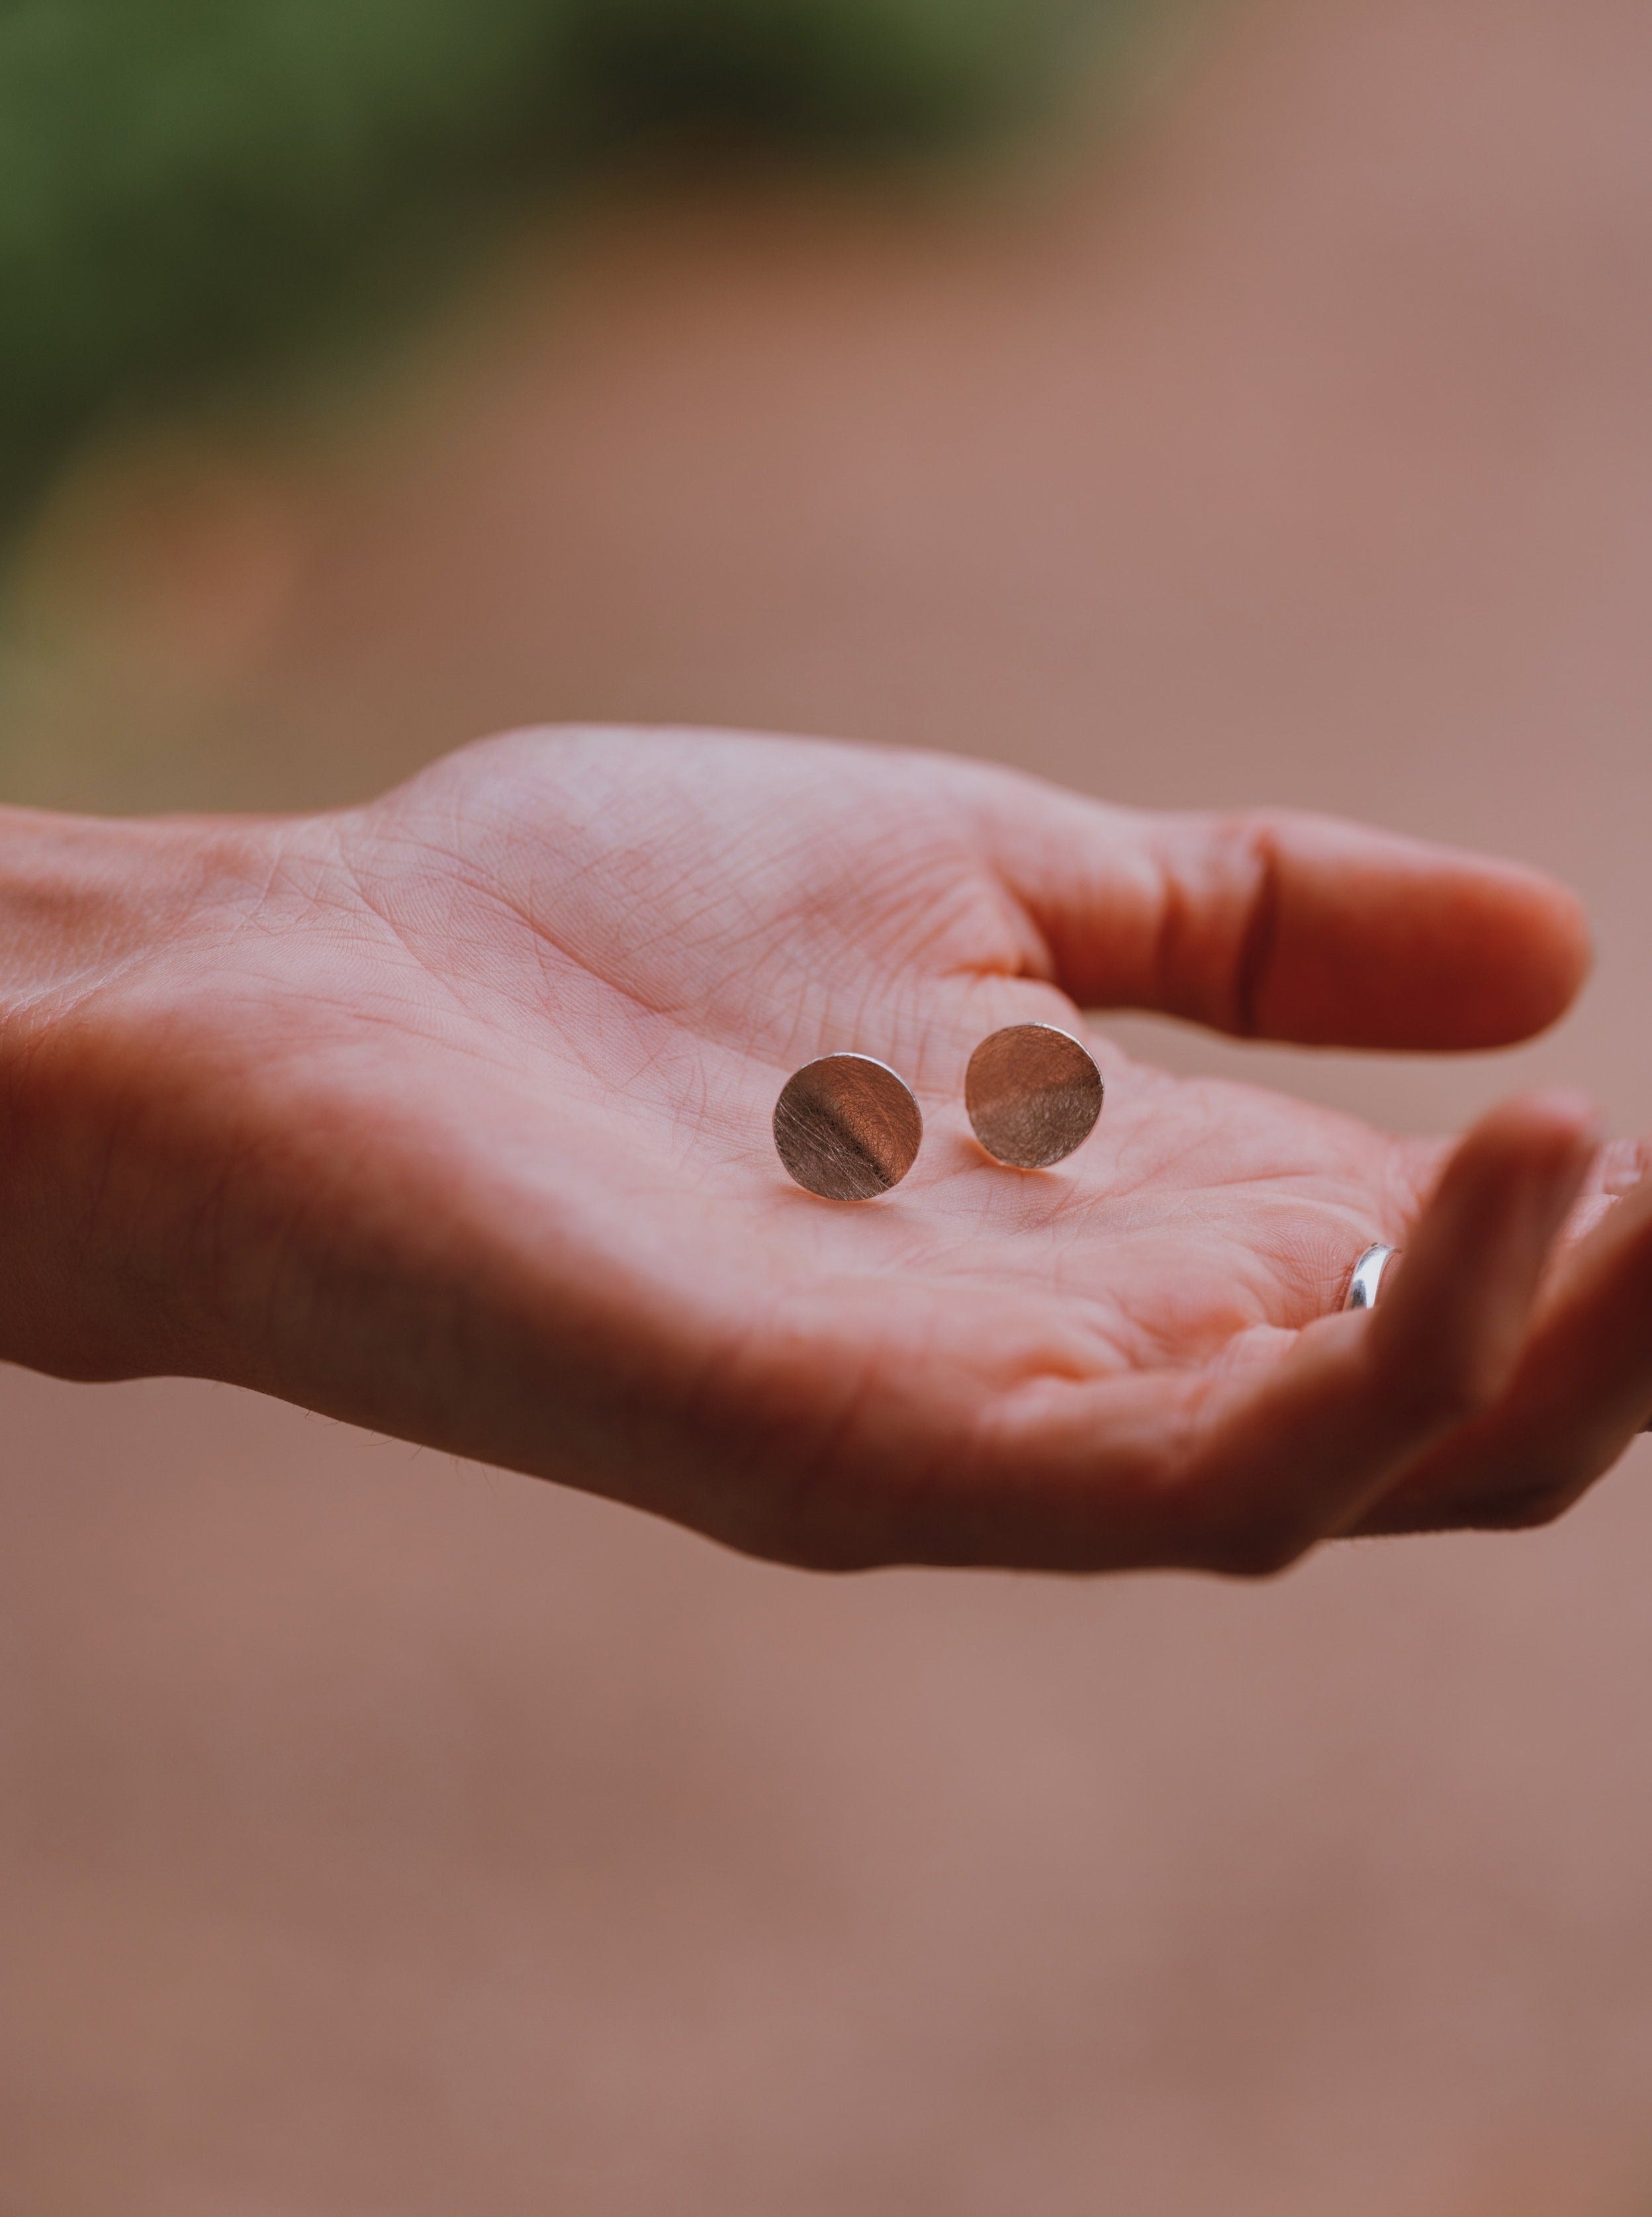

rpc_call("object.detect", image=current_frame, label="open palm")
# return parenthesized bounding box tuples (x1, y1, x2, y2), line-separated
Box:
(5, 727, 1647, 1574)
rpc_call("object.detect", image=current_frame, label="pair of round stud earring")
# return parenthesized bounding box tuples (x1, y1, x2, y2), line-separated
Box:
(773, 1022, 1103, 1201)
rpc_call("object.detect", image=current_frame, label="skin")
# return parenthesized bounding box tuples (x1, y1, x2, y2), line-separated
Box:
(0, 725, 1643, 1576)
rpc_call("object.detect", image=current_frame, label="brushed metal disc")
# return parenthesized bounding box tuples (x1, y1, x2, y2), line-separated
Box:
(965, 1023, 1103, 1170)
(773, 1054, 923, 1201)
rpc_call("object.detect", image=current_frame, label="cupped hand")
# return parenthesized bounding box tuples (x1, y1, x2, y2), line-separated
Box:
(1, 727, 1643, 1574)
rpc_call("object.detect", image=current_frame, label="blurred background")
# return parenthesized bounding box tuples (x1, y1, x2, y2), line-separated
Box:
(3, 0, 1652, 2208)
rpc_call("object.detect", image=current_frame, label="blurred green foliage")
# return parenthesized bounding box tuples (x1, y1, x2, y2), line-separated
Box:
(0, 0, 1113, 515)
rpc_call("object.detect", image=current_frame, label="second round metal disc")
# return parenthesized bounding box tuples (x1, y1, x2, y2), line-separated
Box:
(965, 1023, 1103, 1169)
(773, 1054, 924, 1201)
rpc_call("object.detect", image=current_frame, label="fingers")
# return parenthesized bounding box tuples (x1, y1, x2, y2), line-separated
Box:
(1356, 1149, 1652, 1536)
(884, 1093, 1597, 1575)
(1171, 1092, 1600, 1572)
(977, 772, 1590, 1050)
(1363, 1094, 1602, 1407)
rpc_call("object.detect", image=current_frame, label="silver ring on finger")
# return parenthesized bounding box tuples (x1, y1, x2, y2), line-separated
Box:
(1344, 1243, 1399, 1312)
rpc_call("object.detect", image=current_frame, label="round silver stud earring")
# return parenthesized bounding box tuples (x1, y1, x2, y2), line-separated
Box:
(965, 1023, 1104, 1170)
(773, 1053, 924, 1201)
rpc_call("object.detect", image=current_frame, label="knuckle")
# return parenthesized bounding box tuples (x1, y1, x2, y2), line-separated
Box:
(1209, 1512, 1320, 1582)
(1216, 814, 1284, 1039)
(1463, 1478, 1577, 1531)
(769, 1531, 886, 1575)
(1432, 1441, 1608, 1532)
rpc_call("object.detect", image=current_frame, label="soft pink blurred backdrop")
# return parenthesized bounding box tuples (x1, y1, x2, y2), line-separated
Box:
(3, 0, 1651, 2208)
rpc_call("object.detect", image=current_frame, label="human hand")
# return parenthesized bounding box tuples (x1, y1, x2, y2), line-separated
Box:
(0, 727, 1641, 1574)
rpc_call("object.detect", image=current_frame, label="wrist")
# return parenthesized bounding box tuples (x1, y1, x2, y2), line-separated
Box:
(0, 805, 260, 1376)
(1, 805, 148, 1014)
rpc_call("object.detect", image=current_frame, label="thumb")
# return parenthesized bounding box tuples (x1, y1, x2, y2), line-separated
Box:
(976, 777, 1590, 1051)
